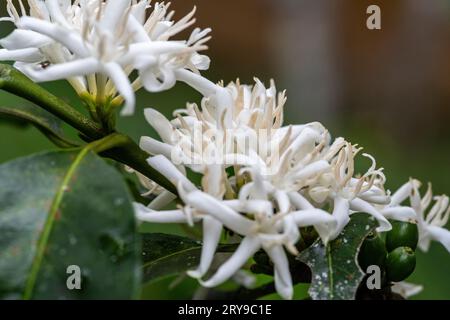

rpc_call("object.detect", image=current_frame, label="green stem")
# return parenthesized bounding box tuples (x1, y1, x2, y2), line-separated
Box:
(86, 133, 129, 153)
(101, 137, 177, 194)
(0, 64, 104, 139)
(0, 64, 177, 195)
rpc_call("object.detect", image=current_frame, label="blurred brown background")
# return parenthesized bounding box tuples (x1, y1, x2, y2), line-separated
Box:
(173, 0, 450, 138)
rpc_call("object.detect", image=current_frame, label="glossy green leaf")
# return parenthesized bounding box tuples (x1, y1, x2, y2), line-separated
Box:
(0, 150, 141, 299)
(142, 233, 235, 284)
(0, 104, 78, 148)
(297, 213, 377, 300)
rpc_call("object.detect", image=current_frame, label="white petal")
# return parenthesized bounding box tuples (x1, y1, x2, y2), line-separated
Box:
(418, 232, 432, 252)
(187, 217, 222, 279)
(200, 236, 260, 287)
(0, 29, 52, 50)
(350, 198, 392, 232)
(391, 180, 420, 206)
(122, 42, 189, 65)
(358, 191, 391, 205)
(201, 164, 225, 198)
(191, 53, 211, 70)
(223, 200, 273, 216)
(286, 127, 320, 156)
(308, 186, 330, 204)
(224, 153, 258, 167)
(18, 17, 88, 56)
(139, 136, 172, 158)
(128, 15, 151, 42)
(130, 1, 148, 25)
(141, 66, 176, 92)
(100, 0, 131, 31)
(0, 17, 14, 23)
(46, 0, 72, 28)
(214, 88, 234, 125)
(22, 57, 99, 82)
(151, 21, 173, 40)
(143, 109, 173, 143)
(264, 245, 293, 300)
(174, 69, 218, 97)
(232, 270, 256, 289)
(30, 0, 50, 20)
(426, 225, 450, 253)
(382, 206, 417, 222)
(186, 191, 254, 236)
(147, 155, 197, 192)
(391, 281, 423, 298)
(292, 209, 335, 227)
(288, 191, 314, 210)
(274, 190, 290, 214)
(293, 160, 330, 181)
(282, 215, 301, 250)
(315, 224, 332, 246)
(410, 183, 425, 222)
(0, 48, 42, 63)
(134, 203, 191, 223)
(148, 191, 177, 210)
(104, 63, 135, 116)
(245, 168, 269, 200)
(330, 197, 351, 240)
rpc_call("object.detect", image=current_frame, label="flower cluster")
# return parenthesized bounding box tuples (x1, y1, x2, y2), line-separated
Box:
(135, 74, 450, 298)
(1, 0, 448, 300)
(0, 0, 210, 115)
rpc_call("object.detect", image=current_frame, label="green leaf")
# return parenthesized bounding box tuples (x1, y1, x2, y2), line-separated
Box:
(297, 213, 377, 300)
(142, 233, 235, 284)
(0, 150, 141, 299)
(0, 104, 79, 148)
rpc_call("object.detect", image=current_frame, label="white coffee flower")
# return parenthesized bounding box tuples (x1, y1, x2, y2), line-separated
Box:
(410, 182, 450, 252)
(134, 155, 227, 279)
(384, 179, 450, 252)
(124, 165, 166, 197)
(134, 153, 335, 299)
(140, 77, 331, 185)
(375, 179, 419, 223)
(181, 185, 334, 300)
(0, 0, 210, 115)
(306, 142, 393, 241)
(139, 77, 401, 245)
(140, 78, 288, 170)
(139, 77, 338, 239)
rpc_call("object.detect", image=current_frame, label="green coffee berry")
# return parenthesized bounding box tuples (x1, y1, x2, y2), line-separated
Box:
(358, 232, 387, 272)
(386, 220, 419, 252)
(386, 246, 416, 282)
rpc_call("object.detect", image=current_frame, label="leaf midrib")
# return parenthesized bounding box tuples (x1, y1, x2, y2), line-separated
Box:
(326, 244, 334, 299)
(23, 148, 90, 299)
(142, 244, 237, 283)
(142, 246, 202, 281)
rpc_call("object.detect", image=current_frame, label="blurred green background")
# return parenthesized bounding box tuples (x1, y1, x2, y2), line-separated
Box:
(0, 0, 449, 299)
